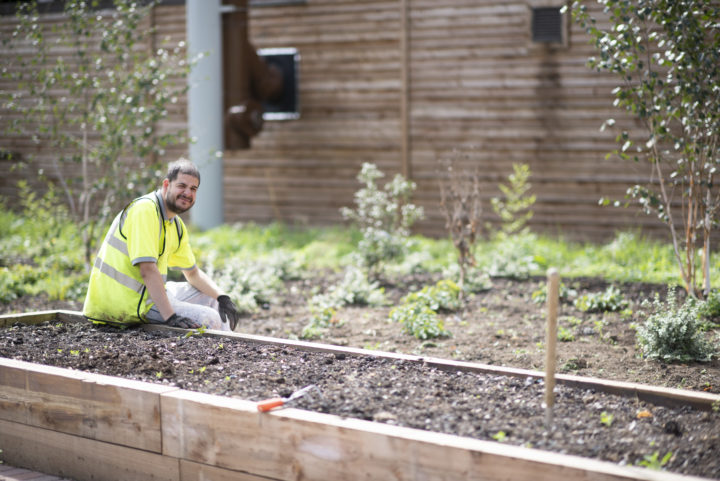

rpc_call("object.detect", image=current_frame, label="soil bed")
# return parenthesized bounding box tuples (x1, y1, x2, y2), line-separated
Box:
(1, 319, 719, 479)
(1, 274, 720, 478)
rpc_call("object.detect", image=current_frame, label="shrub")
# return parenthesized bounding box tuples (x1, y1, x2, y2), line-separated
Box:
(532, 282, 578, 305)
(636, 289, 716, 362)
(389, 302, 449, 340)
(483, 234, 541, 280)
(389, 279, 459, 340)
(443, 263, 493, 294)
(329, 266, 386, 307)
(301, 266, 385, 339)
(698, 290, 720, 323)
(402, 279, 462, 312)
(489, 163, 536, 238)
(574, 285, 628, 313)
(205, 256, 286, 313)
(341, 163, 424, 278)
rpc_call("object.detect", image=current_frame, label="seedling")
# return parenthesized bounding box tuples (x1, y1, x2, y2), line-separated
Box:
(183, 325, 208, 338)
(600, 411, 614, 427)
(637, 451, 672, 470)
(557, 325, 575, 342)
(491, 431, 507, 442)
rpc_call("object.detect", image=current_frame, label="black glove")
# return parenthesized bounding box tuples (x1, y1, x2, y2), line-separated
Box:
(165, 313, 202, 329)
(217, 294, 240, 331)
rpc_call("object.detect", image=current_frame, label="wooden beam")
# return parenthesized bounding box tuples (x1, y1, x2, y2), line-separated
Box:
(0, 350, 712, 481)
(0, 358, 177, 452)
(0, 419, 180, 481)
(161, 388, 701, 481)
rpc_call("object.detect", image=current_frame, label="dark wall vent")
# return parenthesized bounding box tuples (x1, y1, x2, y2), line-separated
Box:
(532, 7, 563, 43)
(258, 47, 300, 120)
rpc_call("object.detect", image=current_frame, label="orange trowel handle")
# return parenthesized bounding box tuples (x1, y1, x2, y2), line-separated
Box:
(257, 397, 285, 412)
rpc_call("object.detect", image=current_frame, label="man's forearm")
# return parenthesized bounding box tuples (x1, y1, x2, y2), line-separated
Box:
(139, 262, 174, 320)
(184, 266, 224, 300)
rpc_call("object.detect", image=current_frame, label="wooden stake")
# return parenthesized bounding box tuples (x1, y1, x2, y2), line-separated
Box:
(545, 268, 559, 429)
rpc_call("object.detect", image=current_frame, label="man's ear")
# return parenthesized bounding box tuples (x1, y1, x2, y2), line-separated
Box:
(162, 178, 170, 191)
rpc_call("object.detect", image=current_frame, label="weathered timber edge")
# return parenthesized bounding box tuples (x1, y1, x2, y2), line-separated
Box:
(0, 310, 719, 481)
(0, 355, 712, 481)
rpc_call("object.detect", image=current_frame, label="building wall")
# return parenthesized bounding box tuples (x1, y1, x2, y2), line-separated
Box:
(237, 0, 654, 240)
(1, 1, 659, 241)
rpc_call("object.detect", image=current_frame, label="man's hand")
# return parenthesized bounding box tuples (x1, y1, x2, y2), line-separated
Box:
(217, 295, 240, 331)
(165, 313, 202, 329)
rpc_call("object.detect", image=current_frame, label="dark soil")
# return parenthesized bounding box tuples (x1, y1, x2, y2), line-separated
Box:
(1, 274, 720, 479)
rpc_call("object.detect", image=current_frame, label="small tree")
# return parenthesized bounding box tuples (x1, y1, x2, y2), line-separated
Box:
(2, 0, 191, 265)
(490, 163, 536, 238)
(571, 0, 720, 297)
(438, 154, 483, 294)
(341, 163, 424, 279)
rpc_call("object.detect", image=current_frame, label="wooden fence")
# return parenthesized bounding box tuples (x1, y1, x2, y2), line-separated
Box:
(0, 1, 665, 241)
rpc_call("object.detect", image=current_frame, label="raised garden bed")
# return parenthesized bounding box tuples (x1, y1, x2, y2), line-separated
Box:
(0, 310, 718, 481)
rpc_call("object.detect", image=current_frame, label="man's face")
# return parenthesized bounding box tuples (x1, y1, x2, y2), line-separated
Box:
(164, 173, 199, 215)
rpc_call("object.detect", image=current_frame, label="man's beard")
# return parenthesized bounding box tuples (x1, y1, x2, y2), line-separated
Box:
(165, 191, 194, 214)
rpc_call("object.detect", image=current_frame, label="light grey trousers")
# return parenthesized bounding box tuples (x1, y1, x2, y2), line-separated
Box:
(145, 281, 232, 331)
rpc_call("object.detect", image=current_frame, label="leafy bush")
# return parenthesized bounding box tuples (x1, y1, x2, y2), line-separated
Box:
(402, 279, 462, 312)
(532, 282, 578, 305)
(698, 290, 720, 323)
(205, 256, 286, 313)
(637, 289, 716, 362)
(341, 163, 424, 277)
(489, 163, 536, 238)
(330, 266, 386, 307)
(301, 267, 386, 339)
(482, 233, 542, 280)
(389, 302, 449, 340)
(389, 280, 459, 340)
(574, 285, 628, 313)
(302, 293, 341, 339)
(0, 265, 38, 303)
(442, 263, 493, 294)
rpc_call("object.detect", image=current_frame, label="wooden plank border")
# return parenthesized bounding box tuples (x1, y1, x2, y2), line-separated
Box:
(0, 357, 710, 481)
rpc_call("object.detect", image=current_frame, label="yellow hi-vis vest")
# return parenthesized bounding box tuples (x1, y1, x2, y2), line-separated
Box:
(83, 190, 196, 326)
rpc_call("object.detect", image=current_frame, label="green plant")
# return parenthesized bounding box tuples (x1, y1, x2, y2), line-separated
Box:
(489, 163, 536, 238)
(402, 280, 462, 312)
(491, 431, 507, 442)
(442, 263, 493, 294)
(637, 451, 672, 470)
(300, 266, 385, 340)
(390, 301, 449, 340)
(574, 285, 628, 313)
(532, 282, 578, 305)
(301, 293, 341, 339)
(2, 0, 192, 264)
(329, 266, 386, 307)
(389, 280, 458, 340)
(557, 325, 575, 342)
(341, 163, 424, 278)
(637, 288, 716, 362)
(600, 411, 614, 427)
(483, 232, 542, 280)
(206, 256, 286, 313)
(698, 290, 720, 322)
(571, 1, 720, 297)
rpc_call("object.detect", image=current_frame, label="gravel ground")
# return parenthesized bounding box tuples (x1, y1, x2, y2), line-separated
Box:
(1, 320, 719, 479)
